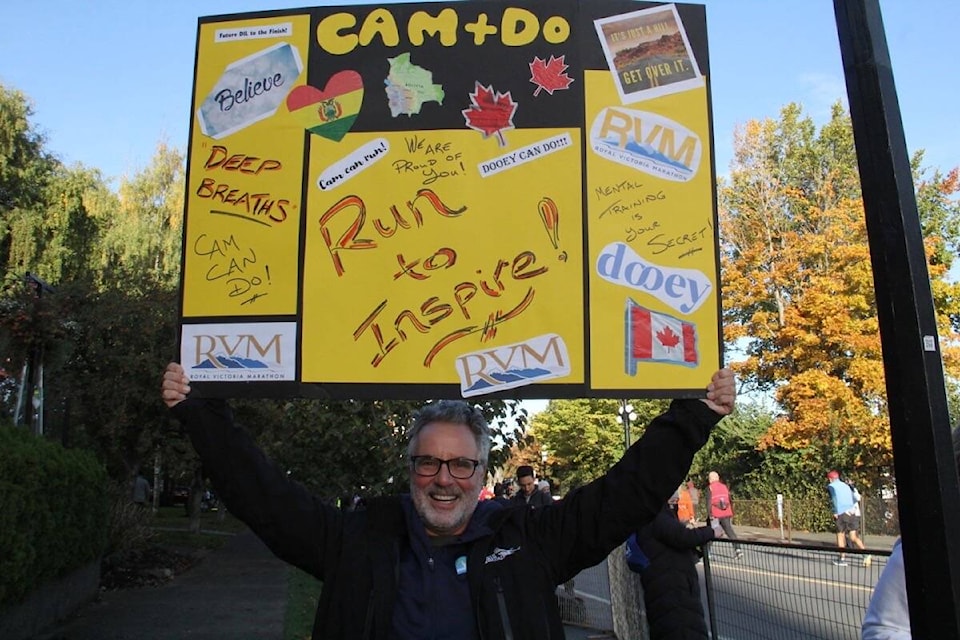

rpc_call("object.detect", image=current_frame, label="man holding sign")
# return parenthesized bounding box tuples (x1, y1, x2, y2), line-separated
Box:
(161, 363, 734, 639)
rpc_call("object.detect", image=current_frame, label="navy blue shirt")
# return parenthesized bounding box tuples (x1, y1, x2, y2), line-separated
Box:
(390, 496, 501, 639)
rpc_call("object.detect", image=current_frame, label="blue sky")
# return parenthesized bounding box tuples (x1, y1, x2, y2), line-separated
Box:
(2, 1, 957, 184)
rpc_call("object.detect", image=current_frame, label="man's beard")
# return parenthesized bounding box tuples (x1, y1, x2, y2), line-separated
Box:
(412, 485, 478, 535)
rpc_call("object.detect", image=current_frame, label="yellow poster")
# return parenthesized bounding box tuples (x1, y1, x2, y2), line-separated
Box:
(178, 1, 720, 399)
(182, 15, 311, 317)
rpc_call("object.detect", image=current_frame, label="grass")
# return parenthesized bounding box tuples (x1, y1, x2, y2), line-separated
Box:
(153, 506, 248, 533)
(151, 529, 230, 549)
(149, 506, 248, 550)
(283, 568, 323, 640)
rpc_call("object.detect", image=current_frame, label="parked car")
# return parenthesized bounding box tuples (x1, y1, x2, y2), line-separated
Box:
(159, 485, 190, 507)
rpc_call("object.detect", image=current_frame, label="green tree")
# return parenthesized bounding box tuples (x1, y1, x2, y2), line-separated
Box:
(39, 277, 179, 477)
(7, 166, 110, 285)
(96, 142, 185, 291)
(0, 82, 115, 288)
(0, 83, 58, 281)
(530, 398, 667, 492)
(689, 403, 773, 491)
(257, 398, 528, 500)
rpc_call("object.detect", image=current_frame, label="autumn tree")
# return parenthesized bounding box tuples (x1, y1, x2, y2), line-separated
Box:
(720, 102, 960, 476)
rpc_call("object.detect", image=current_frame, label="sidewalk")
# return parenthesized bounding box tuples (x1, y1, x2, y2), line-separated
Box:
(36, 530, 289, 640)
(733, 524, 898, 552)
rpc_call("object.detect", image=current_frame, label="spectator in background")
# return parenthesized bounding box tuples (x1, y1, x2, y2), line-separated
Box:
(861, 424, 960, 638)
(687, 480, 700, 520)
(827, 470, 870, 567)
(631, 501, 716, 639)
(538, 479, 552, 497)
(132, 471, 151, 508)
(513, 465, 552, 508)
(676, 483, 695, 524)
(706, 471, 742, 558)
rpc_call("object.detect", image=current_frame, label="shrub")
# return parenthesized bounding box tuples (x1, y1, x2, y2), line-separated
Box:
(0, 424, 109, 606)
(103, 481, 155, 556)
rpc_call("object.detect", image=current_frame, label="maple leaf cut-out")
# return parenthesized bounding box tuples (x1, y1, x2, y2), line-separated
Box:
(529, 55, 574, 97)
(461, 82, 517, 147)
(656, 326, 681, 349)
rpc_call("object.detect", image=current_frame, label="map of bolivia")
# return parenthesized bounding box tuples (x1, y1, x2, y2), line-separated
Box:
(384, 52, 445, 117)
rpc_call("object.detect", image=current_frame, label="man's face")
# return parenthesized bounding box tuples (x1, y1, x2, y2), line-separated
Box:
(519, 475, 537, 496)
(410, 422, 484, 536)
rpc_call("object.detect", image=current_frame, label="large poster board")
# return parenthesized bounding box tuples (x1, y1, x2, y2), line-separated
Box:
(178, 0, 721, 400)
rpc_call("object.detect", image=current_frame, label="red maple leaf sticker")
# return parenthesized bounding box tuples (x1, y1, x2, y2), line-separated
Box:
(656, 326, 681, 349)
(529, 55, 574, 97)
(462, 82, 517, 147)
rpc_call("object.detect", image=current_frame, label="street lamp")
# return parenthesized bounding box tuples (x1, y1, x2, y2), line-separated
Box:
(14, 272, 55, 435)
(616, 400, 637, 451)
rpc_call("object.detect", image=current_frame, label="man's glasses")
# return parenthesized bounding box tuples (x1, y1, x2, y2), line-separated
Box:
(411, 455, 482, 479)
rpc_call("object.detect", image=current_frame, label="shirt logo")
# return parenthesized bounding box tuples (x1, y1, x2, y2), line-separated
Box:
(485, 546, 520, 564)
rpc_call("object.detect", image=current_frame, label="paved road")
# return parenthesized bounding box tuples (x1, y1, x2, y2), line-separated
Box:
(704, 539, 886, 640)
(557, 524, 897, 640)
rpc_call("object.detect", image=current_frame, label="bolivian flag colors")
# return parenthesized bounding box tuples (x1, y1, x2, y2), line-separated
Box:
(286, 70, 364, 142)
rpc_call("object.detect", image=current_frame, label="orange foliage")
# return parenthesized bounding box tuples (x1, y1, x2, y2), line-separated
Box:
(720, 105, 960, 472)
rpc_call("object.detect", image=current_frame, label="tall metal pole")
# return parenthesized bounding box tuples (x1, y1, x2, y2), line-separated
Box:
(19, 272, 54, 436)
(619, 400, 633, 451)
(834, 1, 960, 636)
(624, 406, 630, 452)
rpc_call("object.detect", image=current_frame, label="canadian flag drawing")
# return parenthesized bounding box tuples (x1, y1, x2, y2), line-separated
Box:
(626, 299, 699, 373)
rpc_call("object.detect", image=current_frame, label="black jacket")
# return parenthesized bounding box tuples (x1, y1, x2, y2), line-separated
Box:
(172, 397, 720, 639)
(636, 505, 716, 639)
(511, 487, 552, 508)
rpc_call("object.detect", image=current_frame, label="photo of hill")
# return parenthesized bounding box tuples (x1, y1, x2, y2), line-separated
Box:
(612, 32, 688, 71)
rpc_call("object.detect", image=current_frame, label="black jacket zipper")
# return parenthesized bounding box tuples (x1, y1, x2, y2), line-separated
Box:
(494, 576, 515, 640)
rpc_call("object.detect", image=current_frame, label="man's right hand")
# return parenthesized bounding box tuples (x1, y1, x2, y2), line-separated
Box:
(701, 368, 736, 416)
(162, 362, 191, 408)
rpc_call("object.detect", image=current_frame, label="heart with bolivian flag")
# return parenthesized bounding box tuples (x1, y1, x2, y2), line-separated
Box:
(286, 70, 363, 142)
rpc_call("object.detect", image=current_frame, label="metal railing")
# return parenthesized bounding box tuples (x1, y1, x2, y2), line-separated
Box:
(559, 538, 891, 639)
(704, 538, 889, 640)
(556, 557, 615, 632)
